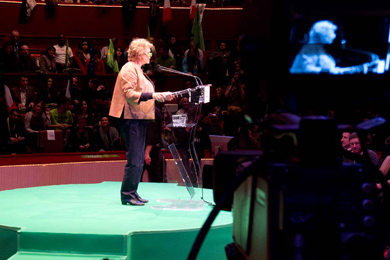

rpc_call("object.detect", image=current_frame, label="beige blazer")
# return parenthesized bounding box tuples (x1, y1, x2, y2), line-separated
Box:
(109, 61, 155, 120)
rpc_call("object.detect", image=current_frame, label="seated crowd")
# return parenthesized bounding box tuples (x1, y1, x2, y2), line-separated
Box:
(0, 31, 238, 82)
(0, 73, 123, 154)
(0, 30, 253, 156)
(0, 72, 254, 156)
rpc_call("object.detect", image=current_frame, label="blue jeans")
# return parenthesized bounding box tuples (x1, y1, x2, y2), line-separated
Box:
(119, 119, 150, 200)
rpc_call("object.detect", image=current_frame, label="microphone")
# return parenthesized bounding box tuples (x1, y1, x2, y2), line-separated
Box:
(157, 65, 203, 86)
(157, 65, 210, 104)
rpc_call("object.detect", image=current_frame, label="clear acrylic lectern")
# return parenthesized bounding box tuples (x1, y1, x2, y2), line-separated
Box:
(151, 83, 211, 211)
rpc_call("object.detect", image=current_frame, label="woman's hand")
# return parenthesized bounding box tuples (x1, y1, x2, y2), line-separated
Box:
(162, 92, 175, 101)
(153, 92, 175, 102)
(153, 93, 165, 102)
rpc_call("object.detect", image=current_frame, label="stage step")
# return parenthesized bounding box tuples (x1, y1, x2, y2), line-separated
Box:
(9, 251, 126, 259)
(18, 231, 127, 257)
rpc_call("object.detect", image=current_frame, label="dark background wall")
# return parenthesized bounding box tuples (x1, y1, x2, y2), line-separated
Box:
(0, 2, 243, 50)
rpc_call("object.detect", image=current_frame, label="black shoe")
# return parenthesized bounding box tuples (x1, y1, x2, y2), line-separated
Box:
(121, 198, 145, 206)
(135, 194, 149, 203)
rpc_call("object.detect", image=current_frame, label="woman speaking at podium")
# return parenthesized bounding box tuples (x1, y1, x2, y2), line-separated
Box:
(109, 38, 174, 206)
(290, 20, 381, 74)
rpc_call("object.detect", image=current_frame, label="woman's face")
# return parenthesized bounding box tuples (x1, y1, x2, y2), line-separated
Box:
(116, 48, 122, 57)
(319, 28, 336, 44)
(101, 117, 109, 127)
(82, 41, 89, 51)
(88, 80, 95, 88)
(138, 48, 152, 65)
(47, 78, 53, 88)
(48, 48, 55, 58)
(34, 103, 43, 113)
(81, 101, 88, 111)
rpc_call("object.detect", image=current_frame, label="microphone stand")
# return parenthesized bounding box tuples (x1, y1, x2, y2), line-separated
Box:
(157, 65, 203, 87)
(158, 65, 214, 206)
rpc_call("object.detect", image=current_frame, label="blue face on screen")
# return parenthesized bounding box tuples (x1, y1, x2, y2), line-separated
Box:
(290, 19, 388, 75)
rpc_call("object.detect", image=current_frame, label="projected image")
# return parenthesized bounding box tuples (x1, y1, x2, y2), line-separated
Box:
(290, 19, 389, 74)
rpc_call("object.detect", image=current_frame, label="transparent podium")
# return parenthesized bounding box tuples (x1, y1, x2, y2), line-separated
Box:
(151, 84, 211, 211)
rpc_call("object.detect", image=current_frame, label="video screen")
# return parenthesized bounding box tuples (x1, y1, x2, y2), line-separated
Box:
(289, 15, 390, 75)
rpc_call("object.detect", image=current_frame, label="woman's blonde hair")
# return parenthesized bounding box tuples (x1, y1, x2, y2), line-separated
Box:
(127, 38, 153, 62)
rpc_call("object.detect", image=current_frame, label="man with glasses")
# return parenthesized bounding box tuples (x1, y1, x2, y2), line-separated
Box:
(343, 132, 379, 167)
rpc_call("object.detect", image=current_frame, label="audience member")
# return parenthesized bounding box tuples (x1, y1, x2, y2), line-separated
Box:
(376, 136, 390, 177)
(106, 47, 126, 73)
(100, 38, 117, 64)
(225, 66, 245, 108)
(223, 71, 245, 136)
(183, 37, 203, 61)
(237, 120, 263, 150)
(343, 132, 379, 167)
(341, 131, 352, 151)
(54, 34, 74, 72)
(74, 99, 96, 128)
(4, 109, 28, 154)
(201, 105, 224, 135)
(38, 46, 58, 74)
(176, 96, 190, 115)
(49, 97, 74, 130)
(76, 39, 91, 67)
(152, 44, 176, 87)
(149, 36, 157, 62)
(92, 115, 120, 151)
(203, 86, 228, 116)
(70, 76, 83, 106)
(248, 120, 263, 150)
(167, 36, 183, 71)
(95, 83, 110, 101)
(38, 77, 60, 108)
(83, 77, 109, 103)
(11, 74, 37, 113)
(117, 46, 127, 68)
(73, 77, 97, 103)
(205, 41, 234, 87)
(24, 100, 51, 152)
(89, 98, 109, 127)
(0, 40, 18, 72)
(16, 45, 37, 73)
(379, 136, 390, 164)
(114, 47, 127, 70)
(67, 116, 94, 152)
(85, 50, 106, 75)
(9, 30, 26, 59)
(182, 44, 204, 75)
(154, 45, 176, 71)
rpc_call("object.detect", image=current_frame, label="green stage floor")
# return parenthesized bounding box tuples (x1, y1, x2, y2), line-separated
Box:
(0, 182, 233, 260)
